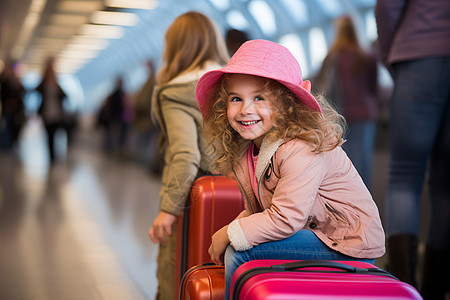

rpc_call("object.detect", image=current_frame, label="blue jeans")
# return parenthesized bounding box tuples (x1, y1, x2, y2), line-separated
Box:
(386, 57, 450, 250)
(224, 229, 375, 300)
(342, 121, 376, 190)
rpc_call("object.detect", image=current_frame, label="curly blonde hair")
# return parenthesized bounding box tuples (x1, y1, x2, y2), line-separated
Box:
(203, 75, 346, 175)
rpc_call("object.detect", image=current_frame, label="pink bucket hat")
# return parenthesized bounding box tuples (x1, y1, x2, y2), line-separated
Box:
(195, 39, 322, 117)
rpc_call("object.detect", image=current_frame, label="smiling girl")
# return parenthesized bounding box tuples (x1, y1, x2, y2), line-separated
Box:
(195, 39, 386, 299)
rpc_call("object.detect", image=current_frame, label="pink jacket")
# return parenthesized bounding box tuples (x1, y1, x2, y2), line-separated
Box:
(227, 138, 386, 259)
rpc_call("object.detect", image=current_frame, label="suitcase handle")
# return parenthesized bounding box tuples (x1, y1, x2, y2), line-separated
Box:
(232, 260, 398, 300)
(271, 260, 397, 279)
(273, 260, 358, 272)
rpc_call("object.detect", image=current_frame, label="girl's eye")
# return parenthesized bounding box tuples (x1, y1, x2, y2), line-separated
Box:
(255, 96, 264, 101)
(230, 96, 242, 102)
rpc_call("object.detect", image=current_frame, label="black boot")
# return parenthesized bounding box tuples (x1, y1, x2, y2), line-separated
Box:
(420, 244, 450, 300)
(387, 234, 418, 288)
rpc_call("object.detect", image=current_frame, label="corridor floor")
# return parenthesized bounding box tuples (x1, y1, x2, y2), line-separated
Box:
(0, 117, 161, 300)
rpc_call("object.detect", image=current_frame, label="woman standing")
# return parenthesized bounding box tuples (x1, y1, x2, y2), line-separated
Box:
(147, 11, 229, 300)
(36, 57, 68, 162)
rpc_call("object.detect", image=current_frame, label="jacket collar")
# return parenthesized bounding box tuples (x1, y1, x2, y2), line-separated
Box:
(168, 61, 223, 85)
(233, 138, 283, 214)
(255, 138, 283, 182)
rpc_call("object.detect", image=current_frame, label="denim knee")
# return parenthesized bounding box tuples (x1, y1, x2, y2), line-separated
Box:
(224, 245, 245, 300)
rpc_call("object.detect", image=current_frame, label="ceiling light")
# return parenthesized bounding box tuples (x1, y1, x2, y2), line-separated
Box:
(43, 25, 78, 37)
(65, 41, 109, 51)
(50, 14, 89, 25)
(56, 57, 92, 71)
(69, 36, 108, 46)
(91, 11, 138, 26)
(58, 56, 91, 64)
(59, 49, 99, 59)
(25, 48, 57, 57)
(30, 0, 47, 13)
(55, 60, 86, 73)
(78, 24, 124, 39)
(58, 1, 103, 13)
(105, 0, 158, 10)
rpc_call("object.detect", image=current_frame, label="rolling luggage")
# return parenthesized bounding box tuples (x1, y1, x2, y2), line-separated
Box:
(179, 263, 225, 300)
(230, 260, 423, 300)
(175, 175, 244, 297)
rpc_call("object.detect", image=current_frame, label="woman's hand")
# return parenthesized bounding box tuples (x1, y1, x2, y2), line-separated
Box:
(208, 225, 230, 265)
(148, 211, 177, 245)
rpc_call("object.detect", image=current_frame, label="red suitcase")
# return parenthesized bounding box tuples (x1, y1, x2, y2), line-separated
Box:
(179, 263, 225, 300)
(230, 260, 423, 300)
(175, 175, 244, 297)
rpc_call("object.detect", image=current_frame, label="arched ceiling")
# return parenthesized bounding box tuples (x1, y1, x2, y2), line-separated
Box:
(0, 0, 376, 110)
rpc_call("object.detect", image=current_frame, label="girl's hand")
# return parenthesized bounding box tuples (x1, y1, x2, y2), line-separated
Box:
(208, 225, 230, 265)
(148, 211, 177, 245)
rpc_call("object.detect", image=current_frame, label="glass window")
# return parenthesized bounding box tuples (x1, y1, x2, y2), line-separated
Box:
(208, 0, 230, 11)
(248, 0, 276, 36)
(226, 10, 249, 31)
(309, 27, 327, 75)
(279, 34, 309, 78)
(280, 0, 309, 26)
(315, 0, 343, 17)
(365, 10, 377, 44)
(355, 0, 376, 6)
(125, 64, 148, 93)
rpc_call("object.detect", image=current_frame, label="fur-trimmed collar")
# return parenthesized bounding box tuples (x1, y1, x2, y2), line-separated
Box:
(255, 138, 283, 182)
(168, 61, 223, 85)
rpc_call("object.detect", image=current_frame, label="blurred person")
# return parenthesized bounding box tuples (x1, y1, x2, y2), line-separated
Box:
(225, 28, 249, 56)
(375, 1, 450, 298)
(97, 77, 131, 155)
(147, 11, 229, 300)
(316, 15, 380, 191)
(132, 60, 163, 175)
(0, 61, 25, 151)
(35, 57, 68, 162)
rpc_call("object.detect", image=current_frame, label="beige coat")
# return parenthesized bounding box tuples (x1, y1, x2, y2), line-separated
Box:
(151, 62, 221, 216)
(228, 138, 386, 259)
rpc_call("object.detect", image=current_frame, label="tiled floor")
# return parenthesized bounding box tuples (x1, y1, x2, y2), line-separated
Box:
(0, 117, 161, 300)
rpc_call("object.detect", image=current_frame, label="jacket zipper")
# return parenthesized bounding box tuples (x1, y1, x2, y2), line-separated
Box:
(257, 165, 270, 210)
(233, 169, 254, 214)
(257, 155, 276, 210)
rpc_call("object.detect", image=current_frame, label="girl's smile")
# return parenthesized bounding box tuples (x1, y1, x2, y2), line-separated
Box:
(226, 74, 275, 148)
(239, 120, 260, 127)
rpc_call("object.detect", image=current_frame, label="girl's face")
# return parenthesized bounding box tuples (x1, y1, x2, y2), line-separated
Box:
(226, 74, 276, 148)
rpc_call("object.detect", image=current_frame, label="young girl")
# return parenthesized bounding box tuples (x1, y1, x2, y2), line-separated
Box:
(147, 11, 229, 300)
(195, 39, 386, 299)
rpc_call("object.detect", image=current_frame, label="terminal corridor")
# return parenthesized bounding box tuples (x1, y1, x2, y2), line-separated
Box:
(0, 118, 161, 299)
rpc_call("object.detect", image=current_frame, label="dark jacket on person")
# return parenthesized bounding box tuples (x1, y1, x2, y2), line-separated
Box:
(375, 0, 450, 65)
(317, 49, 379, 122)
(36, 81, 66, 124)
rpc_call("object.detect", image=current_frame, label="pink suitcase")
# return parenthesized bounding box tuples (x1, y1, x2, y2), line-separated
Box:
(230, 260, 422, 300)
